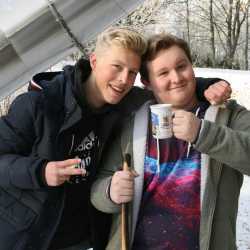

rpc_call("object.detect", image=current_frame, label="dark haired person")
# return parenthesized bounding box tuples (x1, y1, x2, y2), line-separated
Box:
(91, 33, 249, 250)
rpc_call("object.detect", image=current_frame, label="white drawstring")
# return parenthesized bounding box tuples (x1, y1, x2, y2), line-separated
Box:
(157, 138, 160, 174)
(186, 107, 200, 158)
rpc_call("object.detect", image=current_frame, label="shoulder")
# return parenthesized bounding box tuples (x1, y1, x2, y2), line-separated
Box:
(3, 92, 45, 128)
(222, 99, 249, 118)
(118, 86, 153, 113)
(220, 100, 250, 128)
(226, 99, 246, 111)
(129, 86, 152, 98)
(9, 91, 42, 112)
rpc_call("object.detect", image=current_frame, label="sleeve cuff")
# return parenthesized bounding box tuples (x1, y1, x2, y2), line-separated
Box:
(38, 160, 49, 187)
(193, 119, 204, 145)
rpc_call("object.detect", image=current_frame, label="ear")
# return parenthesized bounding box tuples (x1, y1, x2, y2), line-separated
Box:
(141, 77, 150, 86)
(89, 53, 97, 70)
(140, 77, 152, 90)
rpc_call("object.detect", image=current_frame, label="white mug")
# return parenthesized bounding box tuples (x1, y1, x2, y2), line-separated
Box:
(150, 104, 173, 139)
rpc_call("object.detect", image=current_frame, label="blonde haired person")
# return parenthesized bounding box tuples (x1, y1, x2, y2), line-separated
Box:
(0, 26, 148, 250)
(91, 33, 249, 250)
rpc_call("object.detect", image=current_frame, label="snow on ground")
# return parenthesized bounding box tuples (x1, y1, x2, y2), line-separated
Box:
(195, 68, 250, 250)
(237, 176, 250, 250)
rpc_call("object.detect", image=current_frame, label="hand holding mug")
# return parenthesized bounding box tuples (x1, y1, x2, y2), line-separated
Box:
(173, 110, 201, 143)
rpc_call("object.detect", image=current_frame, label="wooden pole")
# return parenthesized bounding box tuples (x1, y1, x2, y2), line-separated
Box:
(121, 154, 131, 250)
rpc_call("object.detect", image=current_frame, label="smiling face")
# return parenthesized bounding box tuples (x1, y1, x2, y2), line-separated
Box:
(147, 45, 198, 110)
(88, 44, 141, 108)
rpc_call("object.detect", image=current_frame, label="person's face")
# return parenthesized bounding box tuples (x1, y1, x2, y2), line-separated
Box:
(89, 44, 141, 107)
(147, 45, 197, 110)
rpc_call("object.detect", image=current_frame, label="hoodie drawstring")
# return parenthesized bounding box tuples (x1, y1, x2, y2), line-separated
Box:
(156, 138, 160, 174)
(186, 107, 200, 158)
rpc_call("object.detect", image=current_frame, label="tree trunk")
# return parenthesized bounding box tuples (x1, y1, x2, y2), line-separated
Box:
(209, 0, 216, 66)
(186, 0, 191, 45)
(226, 0, 233, 68)
(245, 3, 249, 70)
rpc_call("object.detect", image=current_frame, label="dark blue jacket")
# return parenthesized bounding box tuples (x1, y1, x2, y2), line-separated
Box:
(0, 59, 153, 250)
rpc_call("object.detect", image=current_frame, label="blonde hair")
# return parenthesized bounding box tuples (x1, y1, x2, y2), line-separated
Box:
(95, 26, 147, 57)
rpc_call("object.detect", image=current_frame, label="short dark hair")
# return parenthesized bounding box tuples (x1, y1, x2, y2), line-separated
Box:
(140, 33, 192, 82)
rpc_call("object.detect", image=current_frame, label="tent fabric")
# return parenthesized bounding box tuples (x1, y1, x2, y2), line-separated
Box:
(0, 0, 144, 100)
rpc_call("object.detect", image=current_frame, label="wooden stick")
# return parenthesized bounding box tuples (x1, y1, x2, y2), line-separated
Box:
(121, 153, 131, 250)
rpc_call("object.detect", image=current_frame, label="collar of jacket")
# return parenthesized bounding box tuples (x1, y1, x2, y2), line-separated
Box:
(30, 59, 94, 131)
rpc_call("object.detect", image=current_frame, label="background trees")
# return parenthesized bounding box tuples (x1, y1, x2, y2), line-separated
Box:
(72, 0, 250, 70)
(137, 0, 250, 69)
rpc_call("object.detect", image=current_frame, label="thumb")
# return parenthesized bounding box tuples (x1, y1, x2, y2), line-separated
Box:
(131, 169, 139, 177)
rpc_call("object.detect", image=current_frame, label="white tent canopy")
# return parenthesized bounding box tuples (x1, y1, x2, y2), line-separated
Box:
(0, 0, 144, 100)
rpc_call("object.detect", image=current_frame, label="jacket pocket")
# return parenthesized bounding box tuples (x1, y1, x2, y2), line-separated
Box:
(0, 188, 37, 230)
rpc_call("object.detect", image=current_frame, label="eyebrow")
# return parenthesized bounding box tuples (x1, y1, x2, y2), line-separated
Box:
(177, 58, 188, 64)
(112, 60, 139, 72)
(155, 67, 169, 75)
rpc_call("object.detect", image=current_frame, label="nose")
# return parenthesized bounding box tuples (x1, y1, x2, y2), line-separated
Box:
(170, 70, 181, 84)
(118, 69, 130, 84)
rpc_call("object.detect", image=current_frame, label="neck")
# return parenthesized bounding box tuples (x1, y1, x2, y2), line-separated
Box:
(172, 96, 199, 112)
(84, 73, 105, 109)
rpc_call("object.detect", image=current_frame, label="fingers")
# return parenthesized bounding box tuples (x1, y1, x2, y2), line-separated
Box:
(53, 158, 81, 168)
(131, 169, 139, 177)
(204, 80, 232, 105)
(110, 170, 138, 204)
(172, 110, 188, 127)
(45, 158, 86, 186)
(58, 166, 86, 177)
(212, 81, 231, 99)
(173, 110, 186, 120)
(172, 111, 187, 135)
(172, 110, 201, 142)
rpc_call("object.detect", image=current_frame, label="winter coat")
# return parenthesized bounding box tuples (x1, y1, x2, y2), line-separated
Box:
(91, 100, 250, 250)
(0, 59, 152, 250)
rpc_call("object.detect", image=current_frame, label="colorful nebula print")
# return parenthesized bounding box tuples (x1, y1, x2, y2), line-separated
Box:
(133, 139, 201, 250)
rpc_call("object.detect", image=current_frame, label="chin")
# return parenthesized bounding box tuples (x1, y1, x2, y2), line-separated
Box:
(107, 97, 122, 105)
(170, 99, 187, 108)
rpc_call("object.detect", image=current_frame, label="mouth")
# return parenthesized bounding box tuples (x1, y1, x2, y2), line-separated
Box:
(109, 83, 126, 95)
(169, 84, 186, 91)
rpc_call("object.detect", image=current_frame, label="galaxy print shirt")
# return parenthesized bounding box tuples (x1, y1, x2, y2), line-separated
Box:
(132, 103, 208, 250)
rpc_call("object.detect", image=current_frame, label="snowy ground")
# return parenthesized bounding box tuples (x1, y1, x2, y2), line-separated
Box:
(195, 68, 250, 250)
(237, 176, 250, 250)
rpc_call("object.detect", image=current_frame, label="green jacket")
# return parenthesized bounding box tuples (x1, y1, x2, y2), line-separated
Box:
(91, 100, 250, 250)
